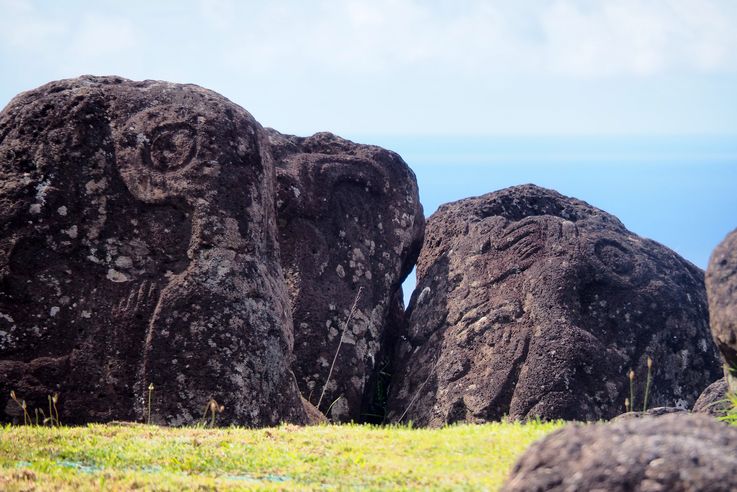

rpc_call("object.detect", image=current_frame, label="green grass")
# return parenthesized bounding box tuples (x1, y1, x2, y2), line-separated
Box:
(0, 421, 562, 491)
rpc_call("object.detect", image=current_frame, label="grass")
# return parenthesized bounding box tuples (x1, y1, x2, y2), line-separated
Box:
(0, 420, 562, 491)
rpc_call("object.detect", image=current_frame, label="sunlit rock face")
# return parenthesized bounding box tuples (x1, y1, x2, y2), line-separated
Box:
(387, 184, 720, 425)
(0, 76, 307, 426)
(269, 129, 424, 422)
(706, 228, 737, 372)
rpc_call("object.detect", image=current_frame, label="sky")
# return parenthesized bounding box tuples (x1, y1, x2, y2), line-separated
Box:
(1, 0, 735, 290)
(2, 0, 737, 136)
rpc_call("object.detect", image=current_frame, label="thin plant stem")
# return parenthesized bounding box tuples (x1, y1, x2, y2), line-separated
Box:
(325, 396, 343, 418)
(147, 384, 154, 425)
(39, 408, 49, 426)
(52, 394, 60, 425)
(317, 287, 363, 411)
(628, 369, 635, 413)
(399, 356, 441, 423)
(208, 400, 220, 428)
(642, 356, 653, 412)
(724, 363, 736, 393)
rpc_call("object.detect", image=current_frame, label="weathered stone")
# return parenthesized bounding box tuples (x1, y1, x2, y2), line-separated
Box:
(301, 396, 328, 425)
(612, 406, 686, 422)
(268, 129, 423, 421)
(706, 229, 737, 371)
(0, 76, 307, 425)
(503, 413, 737, 492)
(692, 377, 731, 418)
(387, 184, 720, 425)
(361, 288, 408, 423)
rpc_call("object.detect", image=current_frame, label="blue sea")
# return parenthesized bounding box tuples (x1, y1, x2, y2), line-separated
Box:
(352, 136, 737, 300)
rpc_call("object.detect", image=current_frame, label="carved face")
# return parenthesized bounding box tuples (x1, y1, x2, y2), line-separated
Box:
(273, 133, 423, 422)
(392, 188, 719, 425)
(1, 77, 302, 425)
(112, 98, 262, 204)
(0, 83, 196, 421)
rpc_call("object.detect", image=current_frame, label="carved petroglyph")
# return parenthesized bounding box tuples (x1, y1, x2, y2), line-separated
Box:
(113, 279, 159, 318)
(141, 123, 197, 172)
(595, 238, 634, 274)
(270, 130, 424, 422)
(388, 185, 720, 426)
(0, 76, 307, 426)
(591, 237, 649, 287)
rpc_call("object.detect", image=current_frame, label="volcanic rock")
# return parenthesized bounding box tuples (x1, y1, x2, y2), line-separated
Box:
(692, 377, 731, 418)
(301, 396, 328, 425)
(612, 406, 686, 422)
(706, 228, 737, 371)
(268, 129, 423, 421)
(387, 184, 720, 425)
(503, 413, 737, 492)
(0, 76, 307, 425)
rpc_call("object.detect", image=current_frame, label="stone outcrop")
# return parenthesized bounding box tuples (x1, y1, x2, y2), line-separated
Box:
(692, 378, 731, 418)
(503, 413, 737, 492)
(268, 129, 423, 421)
(0, 76, 307, 425)
(612, 406, 686, 422)
(706, 229, 737, 370)
(387, 184, 721, 425)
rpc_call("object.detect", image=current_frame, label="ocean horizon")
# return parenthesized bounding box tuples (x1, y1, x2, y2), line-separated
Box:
(350, 135, 737, 300)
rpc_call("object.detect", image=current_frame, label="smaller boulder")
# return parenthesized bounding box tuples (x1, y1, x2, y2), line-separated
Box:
(693, 378, 731, 418)
(503, 413, 737, 492)
(301, 397, 328, 425)
(269, 129, 424, 422)
(706, 228, 737, 368)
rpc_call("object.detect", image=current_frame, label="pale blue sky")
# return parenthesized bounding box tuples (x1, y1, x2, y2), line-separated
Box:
(1, 0, 735, 287)
(2, 0, 737, 136)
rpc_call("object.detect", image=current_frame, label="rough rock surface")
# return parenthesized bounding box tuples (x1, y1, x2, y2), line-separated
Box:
(387, 185, 720, 425)
(0, 76, 307, 425)
(268, 129, 423, 421)
(503, 413, 737, 492)
(301, 396, 328, 425)
(706, 228, 737, 370)
(692, 377, 731, 418)
(612, 406, 686, 422)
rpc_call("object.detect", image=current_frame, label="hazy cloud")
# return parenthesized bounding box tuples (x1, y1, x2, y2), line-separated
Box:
(193, 0, 737, 77)
(1, 0, 736, 135)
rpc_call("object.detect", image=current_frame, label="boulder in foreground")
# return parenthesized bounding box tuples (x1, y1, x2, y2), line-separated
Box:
(503, 413, 737, 492)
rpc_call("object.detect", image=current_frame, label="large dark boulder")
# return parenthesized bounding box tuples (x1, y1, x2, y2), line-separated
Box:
(0, 76, 307, 425)
(268, 130, 423, 421)
(706, 229, 737, 371)
(503, 413, 737, 492)
(387, 184, 720, 425)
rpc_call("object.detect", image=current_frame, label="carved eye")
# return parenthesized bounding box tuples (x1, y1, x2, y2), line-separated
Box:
(143, 123, 196, 171)
(594, 239, 634, 275)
